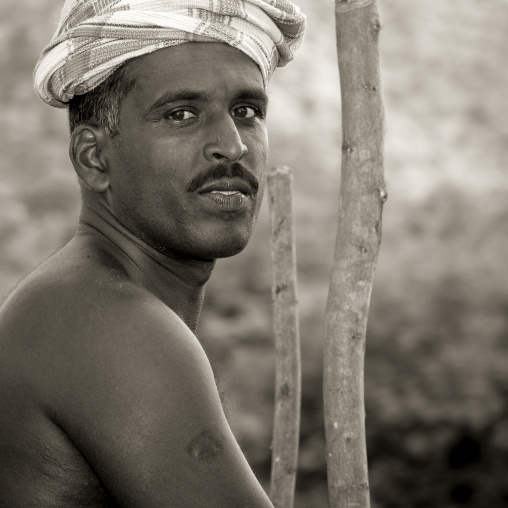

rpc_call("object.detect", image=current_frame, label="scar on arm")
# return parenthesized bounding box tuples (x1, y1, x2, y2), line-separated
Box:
(187, 430, 223, 464)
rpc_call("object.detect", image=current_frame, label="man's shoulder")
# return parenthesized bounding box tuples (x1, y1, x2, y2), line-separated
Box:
(0, 242, 205, 420)
(2, 238, 173, 320)
(0, 245, 275, 508)
(0, 242, 194, 373)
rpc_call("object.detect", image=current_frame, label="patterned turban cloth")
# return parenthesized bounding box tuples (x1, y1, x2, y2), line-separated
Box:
(34, 0, 307, 108)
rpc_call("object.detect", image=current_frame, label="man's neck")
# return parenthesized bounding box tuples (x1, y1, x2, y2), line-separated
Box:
(77, 200, 215, 333)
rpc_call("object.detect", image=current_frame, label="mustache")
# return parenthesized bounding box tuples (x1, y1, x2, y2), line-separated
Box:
(187, 161, 259, 194)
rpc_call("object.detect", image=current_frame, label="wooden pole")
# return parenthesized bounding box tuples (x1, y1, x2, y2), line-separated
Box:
(323, 1, 386, 507)
(268, 166, 301, 508)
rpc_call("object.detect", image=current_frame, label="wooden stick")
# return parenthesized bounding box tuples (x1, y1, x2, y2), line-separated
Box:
(323, 1, 386, 507)
(268, 166, 301, 508)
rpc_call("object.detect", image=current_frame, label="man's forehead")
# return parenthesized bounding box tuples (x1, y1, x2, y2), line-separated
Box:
(131, 42, 263, 78)
(126, 43, 266, 107)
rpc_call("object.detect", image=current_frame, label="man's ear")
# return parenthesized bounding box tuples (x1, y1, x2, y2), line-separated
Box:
(70, 123, 111, 192)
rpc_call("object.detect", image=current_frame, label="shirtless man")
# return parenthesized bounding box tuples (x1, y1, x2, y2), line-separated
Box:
(0, 1, 305, 506)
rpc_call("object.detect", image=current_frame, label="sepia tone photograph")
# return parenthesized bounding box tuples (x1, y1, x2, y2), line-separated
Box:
(0, 0, 507, 506)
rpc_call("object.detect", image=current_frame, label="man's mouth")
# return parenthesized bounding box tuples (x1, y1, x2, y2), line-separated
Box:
(196, 178, 254, 197)
(210, 190, 243, 196)
(196, 178, 254, 212)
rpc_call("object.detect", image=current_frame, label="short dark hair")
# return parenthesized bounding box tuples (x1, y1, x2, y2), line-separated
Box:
(67, 60, 138, 137)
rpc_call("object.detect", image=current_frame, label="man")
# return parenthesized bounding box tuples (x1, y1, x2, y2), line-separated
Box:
(0, 1, 305, 506)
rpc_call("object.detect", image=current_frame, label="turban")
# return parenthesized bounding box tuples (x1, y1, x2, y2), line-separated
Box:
(34, 0, 307, 108)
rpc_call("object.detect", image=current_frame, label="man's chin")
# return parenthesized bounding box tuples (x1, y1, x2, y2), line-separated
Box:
(187, 221, 256, 260)
(201, 235, 251, 260)
(212, 244, 248, 259)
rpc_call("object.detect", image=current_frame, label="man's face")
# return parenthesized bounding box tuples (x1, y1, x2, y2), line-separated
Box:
(105, 42, 269, 260)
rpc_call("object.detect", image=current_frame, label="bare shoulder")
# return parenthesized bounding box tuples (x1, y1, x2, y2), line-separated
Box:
(0, 243, 273, 507)
(0, 239, 208, 409)
(0, 238, 163, 359)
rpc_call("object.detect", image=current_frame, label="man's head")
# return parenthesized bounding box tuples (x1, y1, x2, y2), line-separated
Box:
(71, 42, 269, 259)
(34, 0, 306, 260)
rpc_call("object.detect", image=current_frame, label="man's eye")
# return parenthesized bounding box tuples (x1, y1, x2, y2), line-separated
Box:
(233, 106, 259, 119)
(166, 110, 197, 121)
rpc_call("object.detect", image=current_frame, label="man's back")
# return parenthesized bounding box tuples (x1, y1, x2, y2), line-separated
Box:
(0, 225, 273, 507)
(0, 234, 136, 506)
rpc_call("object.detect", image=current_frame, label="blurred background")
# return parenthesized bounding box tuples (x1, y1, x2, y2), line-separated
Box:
(1, 0, 507, 506)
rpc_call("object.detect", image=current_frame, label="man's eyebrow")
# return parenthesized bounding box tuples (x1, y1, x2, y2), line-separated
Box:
(149, 90, 210, 111)
(234, 88, 269, 105)
(148, 87, 269, 113)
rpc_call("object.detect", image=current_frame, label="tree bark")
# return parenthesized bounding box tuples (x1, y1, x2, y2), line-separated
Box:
(323, 1, 386, 507)
(268, 166, 301, 508)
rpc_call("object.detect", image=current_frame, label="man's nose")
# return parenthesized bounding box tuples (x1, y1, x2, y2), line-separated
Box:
(203, 114, 248, 162)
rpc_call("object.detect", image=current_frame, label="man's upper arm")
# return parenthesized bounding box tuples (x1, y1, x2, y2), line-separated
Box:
(51, 295, 273, 508)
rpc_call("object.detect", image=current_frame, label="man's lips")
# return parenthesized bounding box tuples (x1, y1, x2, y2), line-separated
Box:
(196, 178, 255, 196)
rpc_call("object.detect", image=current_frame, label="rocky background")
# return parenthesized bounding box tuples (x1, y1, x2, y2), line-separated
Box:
(1, 0, 507, 506)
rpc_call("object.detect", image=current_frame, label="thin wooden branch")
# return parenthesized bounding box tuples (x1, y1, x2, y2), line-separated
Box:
(268, 166, 301, 508)
(323, 1, 387, 508)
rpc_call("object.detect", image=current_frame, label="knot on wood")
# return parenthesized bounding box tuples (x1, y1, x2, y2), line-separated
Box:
(275, 282, 289, 295)
(363, 83, 378, 92)
(342, 143, 354, 155)
(371, 15, 382, 34)
(377, 187, 388, 203)
(279, 382, 291, 398)
(343, 432, 355, 444)
(273, 217, 286, 237)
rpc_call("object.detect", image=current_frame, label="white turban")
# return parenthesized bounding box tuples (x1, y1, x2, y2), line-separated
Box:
(34, 0, 307, 108)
